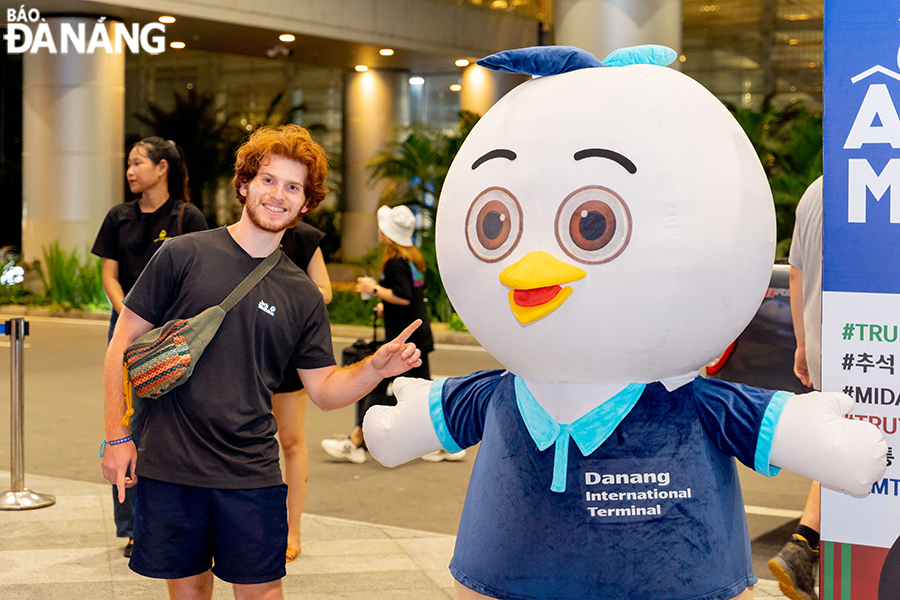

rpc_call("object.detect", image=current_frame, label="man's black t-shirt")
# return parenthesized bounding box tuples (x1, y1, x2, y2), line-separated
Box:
(123, 227, 336, 489)
(91, 197, 207, 294)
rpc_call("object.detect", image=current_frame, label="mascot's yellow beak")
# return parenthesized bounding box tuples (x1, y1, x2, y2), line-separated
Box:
(499, 251, 587, 324)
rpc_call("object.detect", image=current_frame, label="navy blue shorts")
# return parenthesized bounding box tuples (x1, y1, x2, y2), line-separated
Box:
(129, 477, 288, 584)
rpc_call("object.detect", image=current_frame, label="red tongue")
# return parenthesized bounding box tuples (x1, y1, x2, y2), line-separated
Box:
(513, 285, 562, 307)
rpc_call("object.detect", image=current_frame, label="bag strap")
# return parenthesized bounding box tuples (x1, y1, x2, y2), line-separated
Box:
(176, 202, 186, 236)
(219, 248, 282, 313)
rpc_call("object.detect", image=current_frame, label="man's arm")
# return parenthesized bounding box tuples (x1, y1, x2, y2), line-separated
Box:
(100, 306, 154, 503)
(789, 265, 811, 387)
(299, 320, 422, 411)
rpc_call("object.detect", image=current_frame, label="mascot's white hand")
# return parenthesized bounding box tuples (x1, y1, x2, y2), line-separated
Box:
(362, 377, 443, 467)
(770, 391, 887, 498)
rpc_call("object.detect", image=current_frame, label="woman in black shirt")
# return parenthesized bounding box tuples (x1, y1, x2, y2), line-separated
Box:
(91, 137, 206, 556)
(320, 205, 461, 463)
(358, 205, 434, 373)
(273, 222, 332, 561)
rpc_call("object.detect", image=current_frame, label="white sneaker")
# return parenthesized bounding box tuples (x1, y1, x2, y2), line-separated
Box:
(420, 449, 467, 462)
(320, 438, 366, 464)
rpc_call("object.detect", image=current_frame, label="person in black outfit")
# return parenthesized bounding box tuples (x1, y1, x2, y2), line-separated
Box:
(273, 222, 332, 561)
(91, 137, 207, 557)
(321, 205, 463, 463)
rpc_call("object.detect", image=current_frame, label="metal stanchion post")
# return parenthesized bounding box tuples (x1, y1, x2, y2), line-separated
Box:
(1, 318, 55, 510)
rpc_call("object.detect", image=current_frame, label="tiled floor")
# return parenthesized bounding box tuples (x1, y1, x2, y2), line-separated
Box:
(0, 472, 793, 600)
(0, 471, 457, 599)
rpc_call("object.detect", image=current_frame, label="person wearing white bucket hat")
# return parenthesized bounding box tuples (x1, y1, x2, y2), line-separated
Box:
(322, 205, 464, 463)
(376, 205, 416, 247)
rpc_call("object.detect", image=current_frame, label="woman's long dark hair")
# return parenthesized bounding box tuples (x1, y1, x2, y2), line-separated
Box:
(130, 137, 190, 202)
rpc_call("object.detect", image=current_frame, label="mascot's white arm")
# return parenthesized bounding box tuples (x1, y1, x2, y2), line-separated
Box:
(363, 377, 443, 467)
(769, 391, 887, 498)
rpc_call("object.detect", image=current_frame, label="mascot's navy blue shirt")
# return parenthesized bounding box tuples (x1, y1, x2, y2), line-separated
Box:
(428, 371, 791, 600)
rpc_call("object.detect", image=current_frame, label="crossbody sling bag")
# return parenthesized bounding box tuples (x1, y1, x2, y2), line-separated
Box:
(121, 248, 282, 425)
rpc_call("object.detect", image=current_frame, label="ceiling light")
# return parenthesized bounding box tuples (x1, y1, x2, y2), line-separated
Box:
(409, 77, 425, 85)
(170, 41, 186, 49)
(450, 84, 462, 91)
(158, 16, 176, 24)
(279, 34, 296, 43)
(380, 48, 394, 56)
(455, 59, 470, 67)
(355, 65, 369, 72)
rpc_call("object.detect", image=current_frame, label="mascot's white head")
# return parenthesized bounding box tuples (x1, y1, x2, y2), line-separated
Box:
(436, 45, 775, 385)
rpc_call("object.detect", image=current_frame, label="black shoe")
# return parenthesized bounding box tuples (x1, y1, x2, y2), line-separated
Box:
(768, 534, 819, 600)
(123, 538, 134, 558)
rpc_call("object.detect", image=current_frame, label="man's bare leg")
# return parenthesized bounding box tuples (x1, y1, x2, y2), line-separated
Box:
(799, 481, 821, 532)
(233, 580, 283, 600)
(167, 571, 213, 600)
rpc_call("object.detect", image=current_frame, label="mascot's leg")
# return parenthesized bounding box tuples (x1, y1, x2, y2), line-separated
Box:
(455, 581, 498, 600)
(453, 582, 755, 599)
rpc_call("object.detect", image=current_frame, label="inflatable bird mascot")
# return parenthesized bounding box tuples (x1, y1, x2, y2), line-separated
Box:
(363, 45, 887, 600)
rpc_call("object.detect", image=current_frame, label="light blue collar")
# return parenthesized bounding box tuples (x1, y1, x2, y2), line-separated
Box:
(515, 378, 646, 493)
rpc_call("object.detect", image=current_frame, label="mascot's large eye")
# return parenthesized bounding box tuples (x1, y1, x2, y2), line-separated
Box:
(465, 187, 523, 263)
(555, 186, 632, 264)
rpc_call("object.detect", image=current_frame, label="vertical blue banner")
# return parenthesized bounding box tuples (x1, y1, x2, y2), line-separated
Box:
(821, 4, 900, 596)
(823, 4, 900, 294)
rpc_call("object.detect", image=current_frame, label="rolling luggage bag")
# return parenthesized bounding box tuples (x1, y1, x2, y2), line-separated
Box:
(340, 310, 393, 427)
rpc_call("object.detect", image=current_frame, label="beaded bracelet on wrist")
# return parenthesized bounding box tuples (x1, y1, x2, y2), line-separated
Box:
(99, 435, 132, 457)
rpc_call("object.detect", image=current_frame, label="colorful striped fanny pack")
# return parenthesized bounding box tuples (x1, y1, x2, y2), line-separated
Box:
(120, 248, 282, 421)
(124, 306, 226, 400)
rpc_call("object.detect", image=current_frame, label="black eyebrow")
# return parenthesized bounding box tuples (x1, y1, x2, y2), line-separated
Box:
(471, 149, 517, 170)
(573, 148, 637, 174)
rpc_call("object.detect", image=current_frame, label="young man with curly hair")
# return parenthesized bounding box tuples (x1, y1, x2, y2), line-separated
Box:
(101, 125, 422, 600)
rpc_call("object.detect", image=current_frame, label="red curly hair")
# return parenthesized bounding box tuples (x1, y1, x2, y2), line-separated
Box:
(232, 124, 329, 211)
